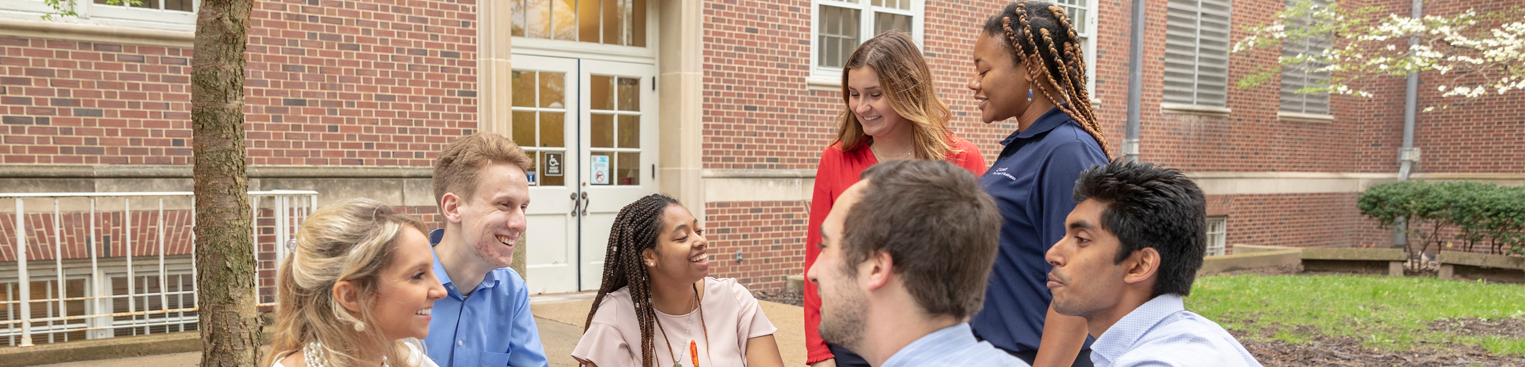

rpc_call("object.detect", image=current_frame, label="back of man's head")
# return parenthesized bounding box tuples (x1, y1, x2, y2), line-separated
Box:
(433, 133, 533, 208)
(842, 160, 1001, 319)
(1073, 160, 1207, 297)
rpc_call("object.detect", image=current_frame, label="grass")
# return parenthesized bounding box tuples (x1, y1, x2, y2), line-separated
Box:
(1185, 274, 1525, 355)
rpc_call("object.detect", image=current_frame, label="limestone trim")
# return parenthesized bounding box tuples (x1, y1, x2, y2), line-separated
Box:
(694, 170, 1525, 202)
(0, 165, 433, 179)
(1277, 111, 1335, 124)
(0, 18, 192, 48)
(1160, 102, 1231, 117)
(806, 76, 841, 92)
(478, 0, 512, 135)
(657, 0, 705, 219)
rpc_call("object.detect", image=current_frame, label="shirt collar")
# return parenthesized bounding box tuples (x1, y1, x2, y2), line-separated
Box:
(882, 323, 978, 367)
(1091, 295, 1186, 365)
(427, 228, 501, 299)
(1000, 107, 1070, 146)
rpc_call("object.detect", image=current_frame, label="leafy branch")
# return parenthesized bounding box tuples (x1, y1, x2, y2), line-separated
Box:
(1234, 1, 1525, 106)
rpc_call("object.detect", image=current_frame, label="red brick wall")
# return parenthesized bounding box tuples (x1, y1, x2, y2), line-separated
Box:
(1221, 193, 1392, 249)
(0, 210, 194, 262)
(1350, 0, 1525, 173)
(701, 201, 808, 291)
(700, 0, 1021, 171)
(0, 0, 478, 167)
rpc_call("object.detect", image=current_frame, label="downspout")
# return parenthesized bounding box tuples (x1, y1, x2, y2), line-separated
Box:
(1395, 0, 1422, 249)
(1123, 0, 1145, 163)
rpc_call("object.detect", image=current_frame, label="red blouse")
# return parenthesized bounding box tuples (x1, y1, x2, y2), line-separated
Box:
(802, 136, 987, 364)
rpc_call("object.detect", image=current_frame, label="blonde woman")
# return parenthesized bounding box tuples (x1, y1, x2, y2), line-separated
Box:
(804, 31, 986, 367)
(265, 198, 448, 367)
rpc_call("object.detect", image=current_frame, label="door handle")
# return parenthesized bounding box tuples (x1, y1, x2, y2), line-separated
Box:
(580, 192, 590, 216)
(570, 192, 581, 216)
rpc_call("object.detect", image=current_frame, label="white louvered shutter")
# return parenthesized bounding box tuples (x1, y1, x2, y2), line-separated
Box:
(1164, 0, 1232, 107)
(1280, 0, 1331, 115)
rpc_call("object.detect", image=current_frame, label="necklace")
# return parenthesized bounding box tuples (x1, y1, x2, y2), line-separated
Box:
(870, 142, 913, 161)
(303, 342, 389, 367)
(654, 283, 710, 367)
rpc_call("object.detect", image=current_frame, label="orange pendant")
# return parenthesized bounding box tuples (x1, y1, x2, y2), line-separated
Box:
(689, 340, 699, 367)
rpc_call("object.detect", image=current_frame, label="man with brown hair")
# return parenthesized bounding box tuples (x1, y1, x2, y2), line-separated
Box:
(423, 133, 549, 367)
(807, 160, 1028, 367)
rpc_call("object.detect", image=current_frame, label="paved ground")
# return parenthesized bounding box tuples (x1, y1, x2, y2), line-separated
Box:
(34, 292, 807, 367)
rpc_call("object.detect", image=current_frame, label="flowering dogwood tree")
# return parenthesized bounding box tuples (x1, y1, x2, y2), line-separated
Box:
(1234, 1, 1525, 108)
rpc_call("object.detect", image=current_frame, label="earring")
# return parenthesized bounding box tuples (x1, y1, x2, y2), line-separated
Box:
(353, 321, 365, 332)
(1027, 88, 1033, 102)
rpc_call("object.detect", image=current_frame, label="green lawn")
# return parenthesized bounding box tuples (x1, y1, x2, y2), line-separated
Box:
(1185, 274, 1525, 355)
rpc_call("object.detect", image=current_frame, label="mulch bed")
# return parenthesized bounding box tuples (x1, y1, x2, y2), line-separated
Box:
(753, 289, 803, 307)
(1235, 327, 1525, 367)
(1429, 317, 1525, 339)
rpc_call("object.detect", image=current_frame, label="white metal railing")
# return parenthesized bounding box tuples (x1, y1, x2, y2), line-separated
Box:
(0, 190, 317, 347)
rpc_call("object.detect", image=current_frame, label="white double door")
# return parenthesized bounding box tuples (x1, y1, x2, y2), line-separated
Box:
(511, 54, 658, 294)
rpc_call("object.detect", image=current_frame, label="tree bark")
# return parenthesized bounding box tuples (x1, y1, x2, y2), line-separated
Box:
(191, 1, 260, 366)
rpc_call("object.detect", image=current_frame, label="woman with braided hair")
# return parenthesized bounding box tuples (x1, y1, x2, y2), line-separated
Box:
(966, 2, 1110, 367)
(571, 195, 784, 367)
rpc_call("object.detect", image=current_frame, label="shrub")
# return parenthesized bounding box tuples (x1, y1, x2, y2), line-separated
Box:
(1357, 181, 1525, 263)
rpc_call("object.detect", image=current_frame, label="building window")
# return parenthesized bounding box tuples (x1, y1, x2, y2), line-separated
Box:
(1051, 0, 1098, 97)
(1164, 0, 1231, 108)
(1207, 216, 1227, 256)
(510, 0, 647, 47)
(1280, 0, 1331, 115)
(810, 0, 924, 80)
(0, 0, 198, 31)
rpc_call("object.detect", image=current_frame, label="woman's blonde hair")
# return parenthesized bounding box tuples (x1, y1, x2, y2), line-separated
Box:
(834, 31, 957, 161)
(264, 198, 428, 367)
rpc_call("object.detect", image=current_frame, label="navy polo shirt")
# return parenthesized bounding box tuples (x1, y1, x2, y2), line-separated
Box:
(972, 107, 1107, 355)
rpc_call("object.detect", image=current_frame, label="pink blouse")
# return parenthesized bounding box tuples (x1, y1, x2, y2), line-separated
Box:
(572, 277, 777, 367)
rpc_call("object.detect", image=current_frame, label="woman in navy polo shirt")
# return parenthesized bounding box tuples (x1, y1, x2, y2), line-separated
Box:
(966, 2, 1111, 367)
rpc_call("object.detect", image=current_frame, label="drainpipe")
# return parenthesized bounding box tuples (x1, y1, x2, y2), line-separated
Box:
(1122, 0, 1145, 163)
(1395, 0, 1422, 249)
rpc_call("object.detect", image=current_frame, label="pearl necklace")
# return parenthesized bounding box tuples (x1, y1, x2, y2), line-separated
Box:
(304, 342, 389, 367)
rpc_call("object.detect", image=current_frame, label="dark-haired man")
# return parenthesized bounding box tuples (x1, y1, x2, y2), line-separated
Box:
(808, 160, 1028, 367)
(1045, 160, 1260, 367)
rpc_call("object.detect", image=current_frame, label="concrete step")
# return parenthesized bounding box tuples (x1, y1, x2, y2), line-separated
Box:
(787, 273, 805, 293)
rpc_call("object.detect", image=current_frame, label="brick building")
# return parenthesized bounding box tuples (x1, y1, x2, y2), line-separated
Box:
(0, 0, 1521, 346)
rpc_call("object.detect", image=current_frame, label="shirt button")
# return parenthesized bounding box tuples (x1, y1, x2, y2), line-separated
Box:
(458, 340, 463, 346)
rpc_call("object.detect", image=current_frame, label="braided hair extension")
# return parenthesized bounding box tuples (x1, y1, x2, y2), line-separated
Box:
(984, 2, 1112, 158)
(583, 194, 681, 367)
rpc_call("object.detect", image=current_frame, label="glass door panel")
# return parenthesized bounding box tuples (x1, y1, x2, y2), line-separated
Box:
(510, 55, 580, 294)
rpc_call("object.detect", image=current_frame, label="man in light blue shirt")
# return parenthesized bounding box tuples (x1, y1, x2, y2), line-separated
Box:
(423, 133, 549, 367)
(1045, 160, 1261, 367)
(807, 160, 1029, 367)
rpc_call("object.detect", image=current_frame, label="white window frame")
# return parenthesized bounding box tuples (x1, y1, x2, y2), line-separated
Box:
(1279, 0, 1331, 117)
(1051, 0, 1099, 101)
(0, 255, 195, 346)
(807, 0, 926, 84)
(1207, 216, 1227, 256)
(509, 0, 659, 64)
(0, 0, 199, 32)
(1163, 0, 1232, 110)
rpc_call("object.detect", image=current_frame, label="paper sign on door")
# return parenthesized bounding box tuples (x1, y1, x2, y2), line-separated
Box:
(591, 155, 610, 185)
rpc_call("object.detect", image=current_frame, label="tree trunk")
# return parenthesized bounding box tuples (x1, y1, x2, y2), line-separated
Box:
(191, 1, 260, 366)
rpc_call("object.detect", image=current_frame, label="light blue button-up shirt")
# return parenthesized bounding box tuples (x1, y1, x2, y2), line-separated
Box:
(881, 323, 1032, 367)
(424, 229, 549, 367)
(1090, 295, 1262, 367)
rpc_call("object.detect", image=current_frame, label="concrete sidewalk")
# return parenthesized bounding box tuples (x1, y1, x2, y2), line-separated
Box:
(33, 294, 806, 367)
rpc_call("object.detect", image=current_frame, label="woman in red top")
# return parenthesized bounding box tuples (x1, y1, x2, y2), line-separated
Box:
(804, 31, 986, 367)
